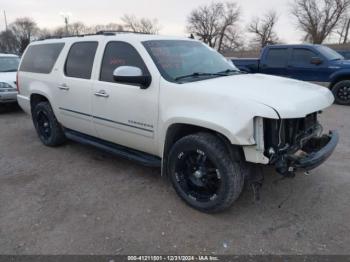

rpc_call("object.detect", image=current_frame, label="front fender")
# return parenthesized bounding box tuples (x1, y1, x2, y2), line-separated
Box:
(330, 69, 350, 87)
(159, 100, 279, 156)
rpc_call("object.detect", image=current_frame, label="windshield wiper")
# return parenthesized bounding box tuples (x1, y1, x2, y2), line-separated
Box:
(175, 72, 227, 82)
(216, 69, 240, 75)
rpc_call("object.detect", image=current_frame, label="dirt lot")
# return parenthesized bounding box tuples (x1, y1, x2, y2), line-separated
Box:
(0, 104, 349, 255)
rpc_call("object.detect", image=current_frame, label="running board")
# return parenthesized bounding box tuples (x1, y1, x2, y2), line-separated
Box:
(64, 129, 161, 167)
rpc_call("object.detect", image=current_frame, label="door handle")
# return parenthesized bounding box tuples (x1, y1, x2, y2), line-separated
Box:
(94, 90, 109, 98)
(58, 83, 70, 91)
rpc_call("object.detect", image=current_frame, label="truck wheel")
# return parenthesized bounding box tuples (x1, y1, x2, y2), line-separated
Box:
(332, 80, 350, 105)
(32, 101, 66, 146)
(167, 133, 244, 213)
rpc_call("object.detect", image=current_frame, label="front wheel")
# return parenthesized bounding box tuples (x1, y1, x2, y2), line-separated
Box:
(332, 80, 350, 105)
(167, 133, 245, 213)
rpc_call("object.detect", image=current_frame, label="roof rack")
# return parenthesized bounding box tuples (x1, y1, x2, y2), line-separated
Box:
(95, 30, 150, 35)
(39, 30, 150, 41)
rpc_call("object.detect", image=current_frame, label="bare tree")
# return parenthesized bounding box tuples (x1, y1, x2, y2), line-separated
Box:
(68, 22, 88, 35)
(217, 3, 241, 52)
(219, 26, 244, 51)
(336, 16, 350, 44)
(37, 28, 54, 40)
(8, 17, 38, 54)
(121, 14, 161, 34)
(92, 23, 124, 33)
(187, 2, 241, 51)
(248, 11, 279, 48)
(0, 30, 19, 54)
(291, 0, 350, 44)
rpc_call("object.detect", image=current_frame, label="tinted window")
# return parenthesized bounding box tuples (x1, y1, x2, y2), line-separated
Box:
(20, 43, 64, 74)
(316, 46, 343, 60)
(100, 42, 148, 83)
(291, 49, 317, 65)
(65, 42, 98, 79)
(265, 49, 289, 67)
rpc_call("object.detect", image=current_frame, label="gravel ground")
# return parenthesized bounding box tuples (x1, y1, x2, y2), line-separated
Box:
(0, 104, 349, 255)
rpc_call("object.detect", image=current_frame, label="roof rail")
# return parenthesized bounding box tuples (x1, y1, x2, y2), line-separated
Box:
(39, 30, 150, 41)
(95, 30, 150, 35)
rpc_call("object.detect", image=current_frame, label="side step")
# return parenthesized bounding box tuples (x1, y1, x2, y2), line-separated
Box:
(64, 129, 161, 168)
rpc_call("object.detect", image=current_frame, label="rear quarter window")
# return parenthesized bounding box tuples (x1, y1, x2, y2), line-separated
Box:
(19, 43, 65, 74)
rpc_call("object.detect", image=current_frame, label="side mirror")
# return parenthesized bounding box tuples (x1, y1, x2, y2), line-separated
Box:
(113, 66, 152, 89)
(310, 57, 323, 65)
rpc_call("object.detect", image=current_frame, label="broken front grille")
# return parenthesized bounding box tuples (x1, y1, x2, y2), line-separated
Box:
(263, 113, 319, 159)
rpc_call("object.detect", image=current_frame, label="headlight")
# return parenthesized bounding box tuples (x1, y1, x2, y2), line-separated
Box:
(0, 82, 14, 91)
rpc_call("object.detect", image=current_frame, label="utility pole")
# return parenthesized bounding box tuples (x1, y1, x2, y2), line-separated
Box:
(60, 12, 71, 36)
(3, 10, 8, 31)
(64, 16, 69, 35)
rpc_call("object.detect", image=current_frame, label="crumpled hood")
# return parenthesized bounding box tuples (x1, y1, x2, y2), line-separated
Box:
(0, 72, 17, 88)
(188, 73, 334, 119)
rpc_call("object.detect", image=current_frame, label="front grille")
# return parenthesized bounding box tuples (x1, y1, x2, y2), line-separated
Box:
(263, 113, 318, 155)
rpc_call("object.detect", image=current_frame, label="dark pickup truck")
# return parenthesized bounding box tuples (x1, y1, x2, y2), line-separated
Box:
(232, 44, 350, 105)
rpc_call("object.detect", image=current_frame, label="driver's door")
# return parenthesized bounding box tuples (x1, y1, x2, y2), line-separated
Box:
(92, 41, 159, 155)
(288, 48, 329, 82)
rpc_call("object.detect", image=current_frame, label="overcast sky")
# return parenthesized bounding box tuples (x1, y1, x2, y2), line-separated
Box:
(0, 0, 303, 43)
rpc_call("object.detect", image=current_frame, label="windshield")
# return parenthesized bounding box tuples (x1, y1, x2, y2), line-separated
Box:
(0, 57, 20, 72)
(143, 40, 239, 83)
(316, 46, 344, 61)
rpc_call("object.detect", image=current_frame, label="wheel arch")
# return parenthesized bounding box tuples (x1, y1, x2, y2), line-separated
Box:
(161, 123, 244, 176)
(330, 72, 350, 89)
(30, 93, 50, 114)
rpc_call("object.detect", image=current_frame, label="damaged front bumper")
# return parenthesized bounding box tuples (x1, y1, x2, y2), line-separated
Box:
(276, 131, 339, 175)
(291, 131, 339, 171)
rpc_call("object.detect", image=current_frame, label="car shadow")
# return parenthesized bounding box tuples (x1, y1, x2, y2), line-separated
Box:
(0, 103, 22, 114)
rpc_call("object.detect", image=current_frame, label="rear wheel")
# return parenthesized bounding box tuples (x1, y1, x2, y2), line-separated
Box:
(332, 80, 350, 105)
(32, 102, 66, 146)
(167, 133, 245, 213)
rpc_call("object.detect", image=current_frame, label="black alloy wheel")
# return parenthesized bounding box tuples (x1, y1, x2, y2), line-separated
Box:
(336, 85, 350, 103)
(36, 110, 52, 141)
(174, 149, 222, 203)
(168, 133, 245, 213)
(332, 80, 350, 105)
(32, 101, 66, 146)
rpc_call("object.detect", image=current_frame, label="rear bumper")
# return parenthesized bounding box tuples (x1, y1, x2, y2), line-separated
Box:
(293, 131, 339, 171)
(0, 91, 17, 103)
(17, 94, 31, 114)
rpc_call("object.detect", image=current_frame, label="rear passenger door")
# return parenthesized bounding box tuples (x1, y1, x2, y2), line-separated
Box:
(260, 48, 290, 77)
(56, 41, 98, 137)
(92, 41, 159, 155)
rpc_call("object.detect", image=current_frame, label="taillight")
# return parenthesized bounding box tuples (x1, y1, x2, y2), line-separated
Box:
(16, 72, 20, 94)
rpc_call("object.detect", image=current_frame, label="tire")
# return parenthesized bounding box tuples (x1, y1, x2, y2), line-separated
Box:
(167, 133, 245, 213)
(332, 80, 350, 105)
(32, 101, 66, 146)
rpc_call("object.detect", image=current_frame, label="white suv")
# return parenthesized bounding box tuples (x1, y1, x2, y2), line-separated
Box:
(0, 53, 20, 104)
(17, 32, 338, 212)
